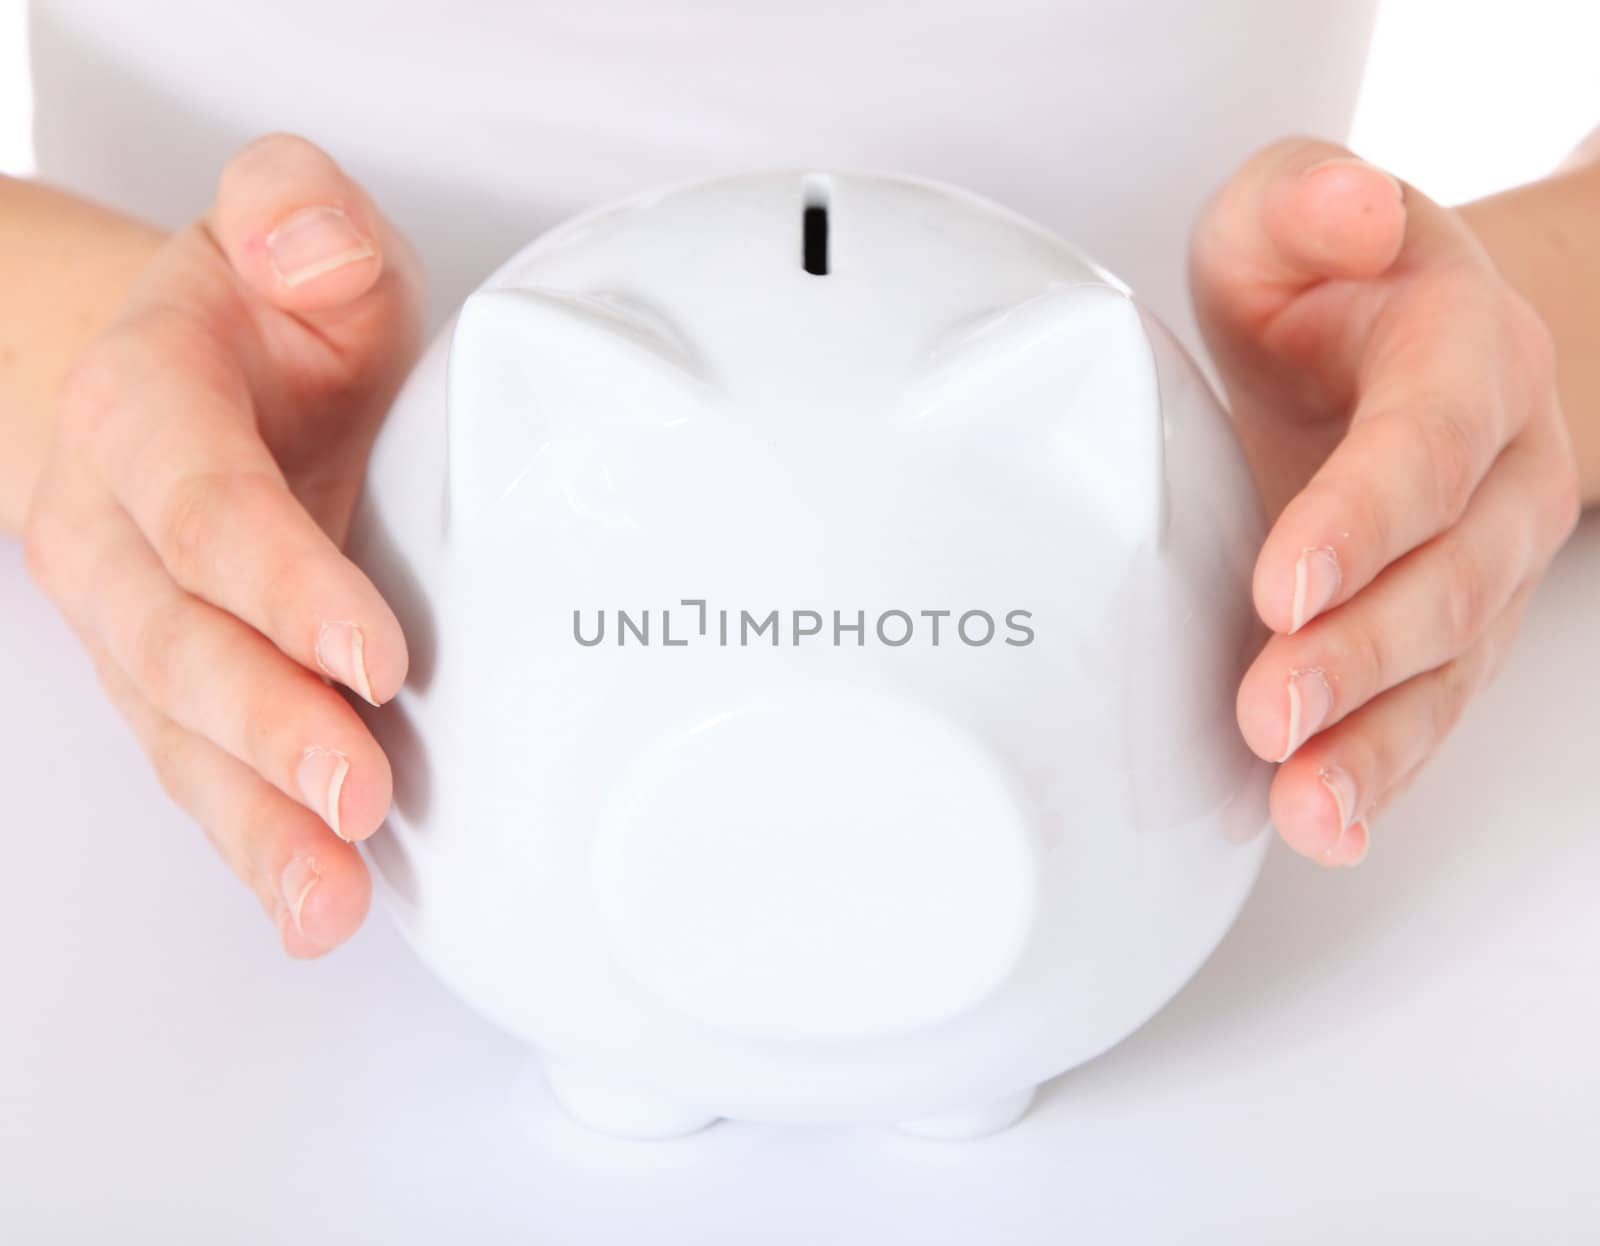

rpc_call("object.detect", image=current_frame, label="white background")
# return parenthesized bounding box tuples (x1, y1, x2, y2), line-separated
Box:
(5, 1, 1600, 198)
(1, 3, 1597, 1243)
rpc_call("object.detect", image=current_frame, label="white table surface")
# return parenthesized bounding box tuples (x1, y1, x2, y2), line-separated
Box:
(1, 517, 1596, 1244)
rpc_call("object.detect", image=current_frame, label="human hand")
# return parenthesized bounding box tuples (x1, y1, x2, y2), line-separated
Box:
(1192, 138, 1581, 867)
(23, 135, 424, 953)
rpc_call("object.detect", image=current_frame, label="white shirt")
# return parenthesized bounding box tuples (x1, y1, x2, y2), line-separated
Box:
(27, 1, 1377, 343)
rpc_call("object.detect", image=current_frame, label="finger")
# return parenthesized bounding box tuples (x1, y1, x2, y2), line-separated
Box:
(1250, 282, 1557, 635)
(1238, 433, 1570, 762)
(29, 471, 394, 837)
(62, 326, 408, 703)
(90, 649, 370, 956)
(78, 501, 393, 840)
(1268, 592, 1527, 866)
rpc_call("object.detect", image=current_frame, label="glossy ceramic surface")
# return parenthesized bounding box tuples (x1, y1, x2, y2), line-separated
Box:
(347, 170, 1272, 1139)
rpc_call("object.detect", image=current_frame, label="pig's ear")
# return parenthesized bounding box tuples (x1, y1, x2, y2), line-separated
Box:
(445, 286, 711, 525)
(910, 284, 1167, 547)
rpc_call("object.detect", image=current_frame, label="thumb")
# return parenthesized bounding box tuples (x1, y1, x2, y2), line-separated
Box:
(203, 134, 424, 542)
(208, 132, 424, 365)
(1190, 136, 1411, 373)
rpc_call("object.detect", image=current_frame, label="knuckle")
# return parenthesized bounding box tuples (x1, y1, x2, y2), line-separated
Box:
(20, 505, 68, 595)
(158, 468, 279, 589)
(158, 471, 229, 587)
(1427, 656, 1474, 744)
(1346, 476, 1392, 567)
(1438, 540, 1491, 650)
(1343, 615, 1391, 699)
(127, 594, 190, 703)
(1418, 409, 1484, 523)
(1356, 476, 1395, 569)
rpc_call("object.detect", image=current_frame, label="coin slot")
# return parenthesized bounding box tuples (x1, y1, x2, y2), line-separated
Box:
(802, 175, 831, 275)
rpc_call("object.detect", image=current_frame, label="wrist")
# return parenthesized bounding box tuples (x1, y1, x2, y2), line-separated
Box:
(1459, 164, 1600, 507)
(0, 177, 165, 534)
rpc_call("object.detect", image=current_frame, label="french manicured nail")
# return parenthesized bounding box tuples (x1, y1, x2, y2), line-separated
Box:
(1316, 768, 1368, 867)
(1344, 820, 1371, 866)
(1290, 546, 1342, 633)
(1303, 156, 1404, 203)
(1280, 667, 1333, 761)
(266, 206, 374, 288)
(280, 857, 321, 936)
(1319, 815, 1370, 869)
(297, 747, 351, 840)
(316, 620, 377, 705)
(1318, 764, 1359, 835)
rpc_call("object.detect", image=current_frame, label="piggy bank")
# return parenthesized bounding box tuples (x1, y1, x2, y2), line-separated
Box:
(347, 171, 1270, 1140)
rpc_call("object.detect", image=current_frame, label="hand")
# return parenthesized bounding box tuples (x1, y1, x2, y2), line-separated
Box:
(1192, 138, 1581, 867)
(23, 135, 424, 953)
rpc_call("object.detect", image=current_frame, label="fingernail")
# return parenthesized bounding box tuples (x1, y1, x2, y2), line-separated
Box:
(297, 747, 351, 840)
(1303, 156, 1404, 203)
(1280, 667, 1333, 761)
(1345, 820, 1371, 866)
(280, 857, 321, 936)
(1319, 815, 1370, 869)
(1290, 546, 1342, 633)
(316, 620, 377, 705)
(1317, 764, 1359, 835)
(266, 205, 374, 288)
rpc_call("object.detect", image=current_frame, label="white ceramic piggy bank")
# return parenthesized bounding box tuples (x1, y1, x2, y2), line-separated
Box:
(347, 171, 1270, 1140)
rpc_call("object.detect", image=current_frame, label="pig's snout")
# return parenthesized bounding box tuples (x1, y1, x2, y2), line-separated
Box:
(591, 685, 1039, 1041)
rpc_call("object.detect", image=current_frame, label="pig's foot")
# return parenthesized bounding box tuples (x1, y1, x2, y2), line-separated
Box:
(544, 1061, 718, 1139)
(895, 1085, 1036, 1140)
